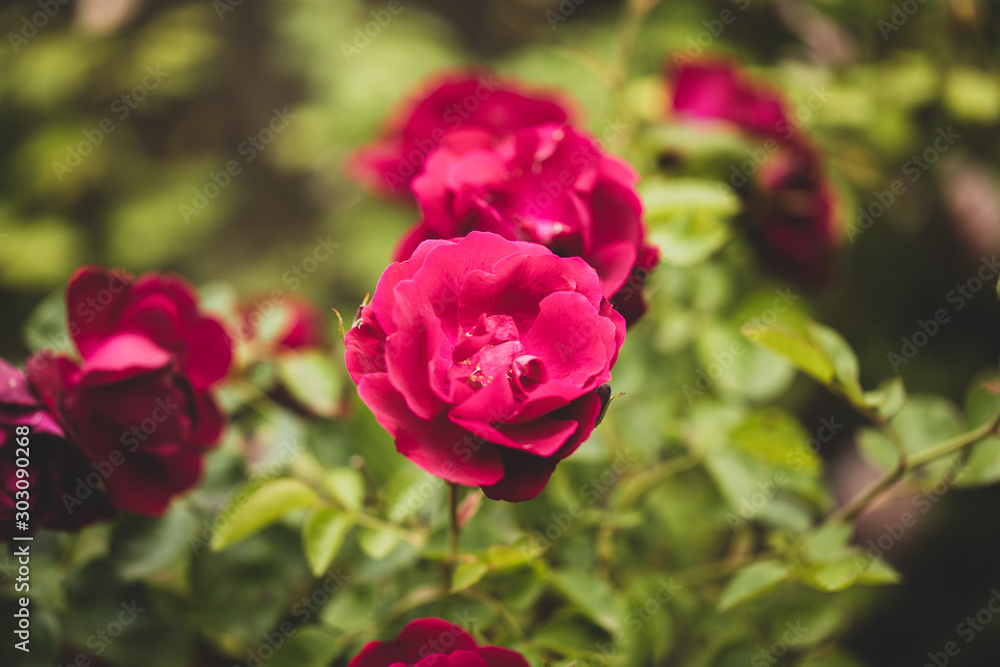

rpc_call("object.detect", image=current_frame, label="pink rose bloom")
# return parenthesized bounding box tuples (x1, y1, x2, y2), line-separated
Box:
(348, 72, 572, 197)
(349, 618, 529, 667)
(398, 124, 658, 326)
(345, 232, 624, 502)
(670, 60, 791, 140)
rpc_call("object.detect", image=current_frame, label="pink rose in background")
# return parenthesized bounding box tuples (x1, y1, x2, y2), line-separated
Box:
(349, 618, 529, 667)
(670, 60, 791, 140)
(0, 358, 117, 538)
(345, 232, 624, 502)
(668, 58, 840, 284)
(750, 141, 839, 283)
(26, 267, 233, 516)
(241, 295, 326, 351)
(400, 124, 658, 325)
(348, 71, 572, 196)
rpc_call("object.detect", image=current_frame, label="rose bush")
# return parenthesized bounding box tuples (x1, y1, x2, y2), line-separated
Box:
(349, 72, 572, 196)
(345, 231, 624, 502)
(399, 123, 658, 325)
(26, 267, 233, 516)
(0, 358, 116, 539)
(349, 618, 529, 667)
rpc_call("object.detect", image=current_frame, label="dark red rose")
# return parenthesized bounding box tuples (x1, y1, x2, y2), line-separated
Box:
(670, 60, 790, 140)
(345, 232, 624, 502)
(748, 141, 839, 284)
(0, 358, 116, 539)
(23, 267, 233, 516)
(348, 71, 572, 197)
(667, 58, 840, 283)
(349, 618, 529, 667)
(399, 124, 658, 325)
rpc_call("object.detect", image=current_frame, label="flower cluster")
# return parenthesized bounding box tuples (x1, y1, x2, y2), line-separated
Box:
(345, 72, 651, 502)
(0, 267, 232, 536)
(668, 60, 839, 283)
(350, 71, 659, 326)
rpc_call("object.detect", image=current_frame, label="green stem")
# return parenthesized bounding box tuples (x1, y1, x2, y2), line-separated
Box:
(609, 0, 659, 150)
(448, 483, 460, 565)
(829, 405, 1000, 524)
(908, 409, 1000, 467)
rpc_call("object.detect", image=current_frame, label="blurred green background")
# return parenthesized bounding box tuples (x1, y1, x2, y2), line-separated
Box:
(3, 0, 1000, 665)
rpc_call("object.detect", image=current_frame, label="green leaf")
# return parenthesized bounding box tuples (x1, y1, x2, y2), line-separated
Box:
(276, 350, 342, 417)
(324, 468, 365, 511)
(743, 323, 835, 385)
(864, 376, 907, 421)
(944, 68, 1000, 123)
(211, 478, 319, 551)
(642, 179, 737, 266)
(642, 178, 741, 217)
(808, 322, 864, 402)
(110, 504, 198, 581)
(267, 627, 343, 667)
(549, 569, 627, 633)
(486, 545, 529, 571)
(717, 560, 792, 611)
(357, 526, 399, 560)
(22, 286, 73, 354)
(450, 560, 489, 593)
(964, 372, 1000, 428)
(801, 523, 855, 565)
(302, 507, 353, 576)
(954, 437, 1000, 488)
(803, 554, 900, 592)
(384, 468, 440, 522)
(729, 408, 819, 473)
